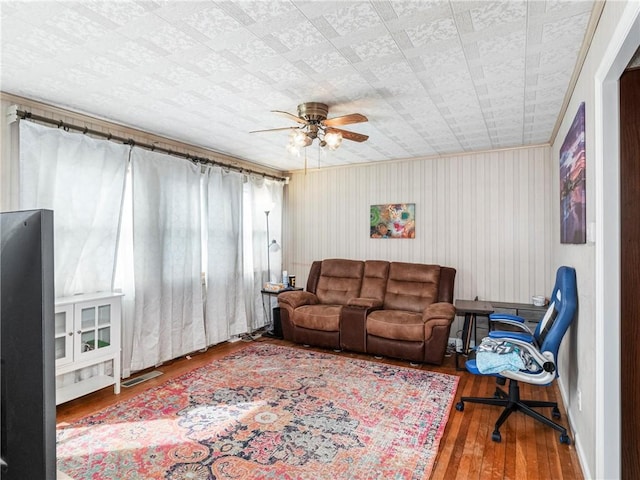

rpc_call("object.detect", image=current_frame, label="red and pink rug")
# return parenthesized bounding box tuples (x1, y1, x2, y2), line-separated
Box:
(57, 344, 458, 479)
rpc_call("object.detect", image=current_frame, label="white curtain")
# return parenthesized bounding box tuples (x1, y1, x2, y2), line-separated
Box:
(204, 166, 247, 344)
(17, 119, 287, 375)
(19, 121, 128, 297)
(129, 149, 205, 371)
(243, 176, 284, 331)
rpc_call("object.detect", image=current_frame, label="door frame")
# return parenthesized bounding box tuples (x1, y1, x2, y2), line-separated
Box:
(594, 3, 640, 478)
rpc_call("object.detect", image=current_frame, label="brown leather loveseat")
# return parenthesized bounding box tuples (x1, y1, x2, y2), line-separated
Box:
(277, 259, 456, 365)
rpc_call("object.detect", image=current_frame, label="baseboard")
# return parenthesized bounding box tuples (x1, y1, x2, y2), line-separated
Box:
(557, 377, 591, 479)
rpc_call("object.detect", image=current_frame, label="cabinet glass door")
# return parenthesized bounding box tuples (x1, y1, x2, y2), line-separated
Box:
(97, 304, 111, 349)
(76, 300, 114, 360)
(80, 307, 96, 351)
(54, 305, 74, 367)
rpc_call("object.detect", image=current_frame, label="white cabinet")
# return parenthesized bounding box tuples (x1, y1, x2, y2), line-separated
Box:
(54, 292, 123, 405)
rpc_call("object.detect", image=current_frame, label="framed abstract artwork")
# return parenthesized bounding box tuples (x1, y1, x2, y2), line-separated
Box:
(370, 203, 415, 239)
(559, 102, 586, 244)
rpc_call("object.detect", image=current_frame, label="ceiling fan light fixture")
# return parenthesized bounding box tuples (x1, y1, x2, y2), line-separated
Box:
(291, 129, 312, 147)
(324, 130, 343, 150)
(253, 102, 368, 155)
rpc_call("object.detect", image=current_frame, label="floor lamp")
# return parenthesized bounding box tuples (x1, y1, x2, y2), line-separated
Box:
(246, 209, 280, 341)
(262, 209, 281, 339)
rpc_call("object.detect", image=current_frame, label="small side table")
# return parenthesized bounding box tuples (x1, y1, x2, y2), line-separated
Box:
(261, 287, 303, 337)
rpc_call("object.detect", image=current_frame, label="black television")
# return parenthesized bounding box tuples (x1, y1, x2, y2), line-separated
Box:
(0, 209, 56, 479)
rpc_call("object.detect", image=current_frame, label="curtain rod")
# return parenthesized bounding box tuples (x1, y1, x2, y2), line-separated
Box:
(15, 109, 287, 182)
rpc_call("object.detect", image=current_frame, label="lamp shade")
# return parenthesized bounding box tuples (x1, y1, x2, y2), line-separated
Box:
(269, 239, 280, 252)
(324, 130, 343, 149)
(292, 130, 312, 147)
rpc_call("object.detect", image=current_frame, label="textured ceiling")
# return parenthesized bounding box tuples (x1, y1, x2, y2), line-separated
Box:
(0, 1, 595, 172)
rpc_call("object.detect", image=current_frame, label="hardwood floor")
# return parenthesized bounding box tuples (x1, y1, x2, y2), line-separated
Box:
(57, 338, 584, 479)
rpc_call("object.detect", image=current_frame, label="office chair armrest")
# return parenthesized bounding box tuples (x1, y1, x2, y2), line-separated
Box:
(494, 337, 557, 385)
(489, 318, 534, 335)
(490, 313, 525, 323)
(488, 330, 534, 343)
(506, 338, 552, 364)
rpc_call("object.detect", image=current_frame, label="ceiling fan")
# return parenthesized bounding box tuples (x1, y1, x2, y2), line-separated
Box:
(251, 102, 369, 153)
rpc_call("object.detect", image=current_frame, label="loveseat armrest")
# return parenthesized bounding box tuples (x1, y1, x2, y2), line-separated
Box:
(347, 297, 384, 309)
(423, 302, 456, 323)
(342, 298, 383, 352)
(423, 302, 456, 340)
(278, 290, 318, 309)
(422, 302, 456, 365)
(341, 303, 380, 354)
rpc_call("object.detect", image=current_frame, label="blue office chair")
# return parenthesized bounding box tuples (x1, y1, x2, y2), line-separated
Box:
(456, 266, 577, 444)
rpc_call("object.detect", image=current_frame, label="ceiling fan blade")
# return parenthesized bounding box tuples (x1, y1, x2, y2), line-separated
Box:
(271, 110, 307, 125)
(327, 127, 369, 143)
(250, 127, 297, 133)
(323, 113, 368, 127)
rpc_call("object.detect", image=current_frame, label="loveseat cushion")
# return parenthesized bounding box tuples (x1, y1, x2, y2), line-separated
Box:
(293, 304, 342, 332)
(360, 260, 389, 301)
(384, 263, 441, 312)
(366, 310, 424, 342)
(315, 259, 364, 305)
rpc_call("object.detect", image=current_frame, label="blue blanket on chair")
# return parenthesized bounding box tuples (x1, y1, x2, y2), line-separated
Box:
(475, 338, 540, 374)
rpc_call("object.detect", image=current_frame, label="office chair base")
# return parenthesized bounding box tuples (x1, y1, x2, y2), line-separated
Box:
(456, 379, 571, 445)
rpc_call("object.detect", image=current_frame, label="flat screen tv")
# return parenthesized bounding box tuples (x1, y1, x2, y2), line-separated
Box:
(0, 209, 56, 479)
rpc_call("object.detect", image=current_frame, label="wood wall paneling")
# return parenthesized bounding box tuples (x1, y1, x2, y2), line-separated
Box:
(284, 146, 553, 334)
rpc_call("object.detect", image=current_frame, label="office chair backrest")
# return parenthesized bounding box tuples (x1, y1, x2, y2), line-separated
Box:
(533, 266, 577, 358)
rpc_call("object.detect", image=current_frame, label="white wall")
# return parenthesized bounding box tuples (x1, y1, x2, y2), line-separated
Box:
(283, 145, 553, 336)
(551, 1, 640, 478)
(0, 99, 19, 211)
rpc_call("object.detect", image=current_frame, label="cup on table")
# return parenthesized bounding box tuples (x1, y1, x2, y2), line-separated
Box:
(288, 275, 296, 288)
(532, 295, 546, 306)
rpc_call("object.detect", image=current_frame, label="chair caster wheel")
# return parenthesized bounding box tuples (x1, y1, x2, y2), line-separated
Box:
(560, 433, 571, 445)
(456, 401, 464, 411)
(552, 406, 561, 419)
(491, 431, 502, 442)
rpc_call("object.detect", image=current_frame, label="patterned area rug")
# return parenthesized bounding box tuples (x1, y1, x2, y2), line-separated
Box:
(57, 344, 459, 479)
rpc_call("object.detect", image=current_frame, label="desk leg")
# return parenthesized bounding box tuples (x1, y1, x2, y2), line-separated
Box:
(462, 313, 475, 354)
(456, 312, 476, 370)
